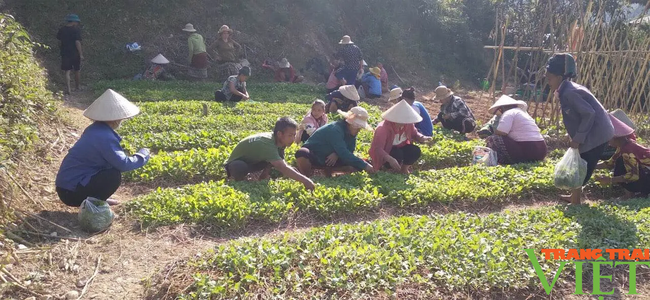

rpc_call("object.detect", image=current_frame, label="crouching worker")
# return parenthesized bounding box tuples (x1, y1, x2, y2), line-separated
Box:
(594, 114, 650, 198)
(370, 100, 433, 174)
(296, 107, 376, 177)
(142, 54, 174, 81)
(485, 95, 547, 165)
(295, 99, 328, 144)
(215, 66, 250, 102)
(55, 89, 150, 207)
(325, 85, 360, 113)
(432, 86, 476, 135)
(226, 117, 315, 190)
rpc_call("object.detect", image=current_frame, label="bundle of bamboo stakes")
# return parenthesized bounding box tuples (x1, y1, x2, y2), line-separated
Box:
(485, 0, 650, 128)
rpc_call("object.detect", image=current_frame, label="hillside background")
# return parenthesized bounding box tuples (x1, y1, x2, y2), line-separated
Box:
(3, 0, 496, 87)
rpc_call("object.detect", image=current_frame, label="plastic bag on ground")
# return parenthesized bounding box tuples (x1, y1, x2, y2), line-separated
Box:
(553, 148, 588, 190)
(472, 146, 498, 167)
(78, 197, 114, 233)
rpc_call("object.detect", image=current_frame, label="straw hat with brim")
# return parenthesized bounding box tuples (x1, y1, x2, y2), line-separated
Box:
(382, 100, 423, 124)
(610, 109, 637, 130)
(389, 87, 403, 101)
(279, 58, 291, 68)
(182, 23, 197, 32)
(218, 25, 233, 34)
(609, 113, 635, 138)
(339, 85, 360, 101)
(369, 67, 381, 78)
(83, 89, 140, 122)
(433, 86, 453, 102)
(339, 35, 354, 45)
(488, 95, 528, 115)
(151, 54, 170, 64)
(338, 106, 372, 130)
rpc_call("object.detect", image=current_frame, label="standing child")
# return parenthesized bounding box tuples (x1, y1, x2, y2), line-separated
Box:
(296, 100, 329, 143)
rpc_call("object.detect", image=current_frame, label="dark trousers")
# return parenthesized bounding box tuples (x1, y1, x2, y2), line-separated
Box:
(614, 157, 650, 195)
(225, 160, 270, 181)
(215, 88, 245, 102)
(385, 144, 421, 168)
(56, 168, 121, 207)
(438, 113, 476, 134)
(580, 143, 608, 186)
(295, 147, 347, 168)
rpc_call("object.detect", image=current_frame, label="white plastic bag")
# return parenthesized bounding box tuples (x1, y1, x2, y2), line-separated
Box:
(553, 148, 588, 190)
(78, 197, 114, 233)
(472, 146, 498, 167)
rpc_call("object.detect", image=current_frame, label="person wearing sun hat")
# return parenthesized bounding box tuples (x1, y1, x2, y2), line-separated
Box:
(182, 23, 208, 79)
(262, 58, 304, 83)
(484, 95, 547, 165)
(334, 35, 364, 86)
(142, 54, 174, 81)
(325, 85, 360, 113)
(545, 53, 614, 204)
(209, 25, 247, 80)
(370, 100, 433, 173)
(432, 86, 476, 136)
(296, 106, 376, 177)
(55, 90, 150, 207)
(594, 114, 650, 198)
(359, 67, 382, 99)
(57, 14, 84, 95)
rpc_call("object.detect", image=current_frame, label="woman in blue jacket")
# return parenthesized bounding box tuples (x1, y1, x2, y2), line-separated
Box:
(55, 89, 151, 207)
(389, 87, 433, 136)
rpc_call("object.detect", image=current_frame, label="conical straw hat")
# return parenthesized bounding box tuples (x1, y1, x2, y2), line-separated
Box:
(610, 109, 636, 130)
(381, 100, 423, 124)
(488, 95, 528, 114)
(151, 54, 169, 64)
(339, 85, 360, 101)
(609, 113, 635, 138)
(83, 89, 140, 121)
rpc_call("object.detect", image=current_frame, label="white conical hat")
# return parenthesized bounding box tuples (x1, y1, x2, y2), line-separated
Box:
(381, 100, 423, 124)
(83, 89, 140, 121)
(488, 95, 528, 114)
(610, 109, 636, 130)
(151, 54, 169, 64)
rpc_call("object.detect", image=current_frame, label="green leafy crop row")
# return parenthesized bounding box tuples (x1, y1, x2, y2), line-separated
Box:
(126, 161, 565, 227)
(165, 200, 650, 299)
(92, 80, 323, 103)
(123, 137, 479, 184)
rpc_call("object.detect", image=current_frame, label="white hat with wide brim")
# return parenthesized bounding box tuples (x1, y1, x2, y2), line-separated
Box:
(488, 95, 528, 114)
(339, 35, 354, 45)
(182, 23, 197, 32)
(339, 85, 360, 101)
(279, 58, 291, 68)
(610, 109, 636, 130)
(338, 106, 372, 130)
(382, 100, 423, 124)
(389, 87, 403, 101)
(83, 89, 140, 121)
(151, 54, 170, 64)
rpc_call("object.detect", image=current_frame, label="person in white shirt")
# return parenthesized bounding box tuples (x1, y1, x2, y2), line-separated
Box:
(485, 95, 547, 165)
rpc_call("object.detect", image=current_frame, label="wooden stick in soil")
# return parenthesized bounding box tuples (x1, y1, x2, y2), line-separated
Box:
(16, 210, 74, 233)
(390, 65, 406, 85)
(78, 255, 102, 300)
(3, 168, 44, 207)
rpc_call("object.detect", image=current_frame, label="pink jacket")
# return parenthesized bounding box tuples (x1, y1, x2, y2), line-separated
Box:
(296, 111, 328, 143)
(369, 120, 424, 170)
